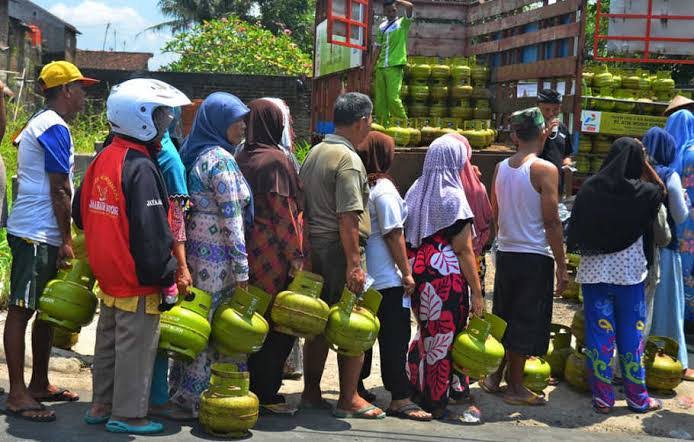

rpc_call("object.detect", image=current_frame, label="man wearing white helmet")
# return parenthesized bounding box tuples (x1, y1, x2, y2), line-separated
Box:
(73, 78, 191, 434)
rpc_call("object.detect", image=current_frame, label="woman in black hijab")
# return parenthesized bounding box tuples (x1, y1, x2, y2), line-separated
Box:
(567, 138, 665, 414)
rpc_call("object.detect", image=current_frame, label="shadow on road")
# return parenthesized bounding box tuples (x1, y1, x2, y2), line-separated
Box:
(641, 408, 694, 439)
(0, 398, 188, 441)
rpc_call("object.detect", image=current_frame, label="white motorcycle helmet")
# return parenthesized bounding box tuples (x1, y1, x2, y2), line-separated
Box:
(107, 78, 191, 142)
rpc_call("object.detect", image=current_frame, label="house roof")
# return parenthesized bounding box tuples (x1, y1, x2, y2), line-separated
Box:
(76, 50, 154, 71)
(9, 0, 79, 33)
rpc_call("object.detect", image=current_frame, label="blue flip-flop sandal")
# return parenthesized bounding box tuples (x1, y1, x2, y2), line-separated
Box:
(105, 419, 164, 434)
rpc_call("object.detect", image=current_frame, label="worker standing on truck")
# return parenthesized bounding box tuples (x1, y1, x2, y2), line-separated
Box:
(373, 0, 413, 127)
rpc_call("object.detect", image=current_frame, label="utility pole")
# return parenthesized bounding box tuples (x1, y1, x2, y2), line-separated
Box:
(102, 23, 111, 51)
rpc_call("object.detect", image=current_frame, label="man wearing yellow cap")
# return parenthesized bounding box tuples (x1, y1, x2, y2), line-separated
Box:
(4, 61, 98, 422)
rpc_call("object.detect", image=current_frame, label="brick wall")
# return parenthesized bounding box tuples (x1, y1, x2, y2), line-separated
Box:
(79, 69, 312, 140)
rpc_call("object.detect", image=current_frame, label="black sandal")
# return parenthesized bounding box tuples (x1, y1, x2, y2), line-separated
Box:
(33, 388, 79, 402)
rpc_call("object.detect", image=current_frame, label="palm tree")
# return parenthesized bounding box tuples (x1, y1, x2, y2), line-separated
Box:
(145, 0, 254, 33)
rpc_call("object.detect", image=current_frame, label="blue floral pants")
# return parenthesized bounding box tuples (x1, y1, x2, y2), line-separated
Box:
(581, 282, 650, 410)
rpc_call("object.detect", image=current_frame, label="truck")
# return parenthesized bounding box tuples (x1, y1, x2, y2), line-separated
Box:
(310, 0, 693, 192)
(311, 0, 587, 191)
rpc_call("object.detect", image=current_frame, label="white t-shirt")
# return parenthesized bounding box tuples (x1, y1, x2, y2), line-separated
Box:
(7, 110, 74, 246)
(365, 178, 408, 290)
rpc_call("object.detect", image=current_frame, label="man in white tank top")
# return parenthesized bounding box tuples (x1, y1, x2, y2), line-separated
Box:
(481, 107, 568, 406)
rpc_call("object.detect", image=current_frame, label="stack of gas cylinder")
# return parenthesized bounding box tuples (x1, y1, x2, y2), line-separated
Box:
(372, 55, 496, 148)
(583, 65, 678, 116)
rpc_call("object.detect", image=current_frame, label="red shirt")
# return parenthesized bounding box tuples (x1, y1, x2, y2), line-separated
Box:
(75, 136, 176, 297)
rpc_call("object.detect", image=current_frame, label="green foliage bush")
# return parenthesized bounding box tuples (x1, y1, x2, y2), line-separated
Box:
(163, 16, 312, 76)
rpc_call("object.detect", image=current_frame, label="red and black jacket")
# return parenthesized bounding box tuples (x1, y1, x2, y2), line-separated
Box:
(73, 136, 176, 298)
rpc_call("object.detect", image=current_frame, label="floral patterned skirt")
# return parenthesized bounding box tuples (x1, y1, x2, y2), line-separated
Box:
(406, 232, 470, 413)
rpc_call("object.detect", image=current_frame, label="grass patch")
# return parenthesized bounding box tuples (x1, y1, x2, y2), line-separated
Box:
(0, 232, 10, 308)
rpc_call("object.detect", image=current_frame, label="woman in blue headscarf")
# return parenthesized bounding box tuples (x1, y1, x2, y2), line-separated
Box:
(168, 93, 254, 415)
(664, 109, 694, 381)
(643, 127, 691, 381)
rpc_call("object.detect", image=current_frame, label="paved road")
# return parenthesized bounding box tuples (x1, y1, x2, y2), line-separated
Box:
(0, 389, 675, 442)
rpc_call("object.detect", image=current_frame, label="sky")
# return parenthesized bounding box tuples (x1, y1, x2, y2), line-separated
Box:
(31, 0, 176, 70)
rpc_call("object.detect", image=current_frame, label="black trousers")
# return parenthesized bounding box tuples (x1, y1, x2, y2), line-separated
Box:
(248, 330, 296, 404)
(360, 286, 412, 400)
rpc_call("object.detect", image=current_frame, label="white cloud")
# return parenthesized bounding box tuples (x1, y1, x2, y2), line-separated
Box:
(49, 1, 147, 29)
(144, 31, 172, 44)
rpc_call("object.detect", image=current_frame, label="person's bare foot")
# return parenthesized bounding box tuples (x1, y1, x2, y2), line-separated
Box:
(148, 402, 194, 420)
(6, 392, 55, 420)
(387, 399, 432, 421)
(29, 384, 79, 402)
(502, 384, 546, 406)
(111, 416, 152, 427)
(479, 371, 504, 394)
(89, 403, 112, 419)
(336, 394, 384, 418)
(300, 390, 324, 405)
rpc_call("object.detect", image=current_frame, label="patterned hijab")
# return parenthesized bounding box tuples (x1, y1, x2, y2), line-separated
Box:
(664, 109, 694, 175)
(179, 92, 250, 173)
(405, 135, 474, 248)
(445, 133, 492, 255)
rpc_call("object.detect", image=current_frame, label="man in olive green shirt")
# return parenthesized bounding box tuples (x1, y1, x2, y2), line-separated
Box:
(300, 93, 384, 419)
(373, 0, 413, 127)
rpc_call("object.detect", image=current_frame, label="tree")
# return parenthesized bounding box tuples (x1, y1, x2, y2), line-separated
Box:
(162, 16, 312, 76)
(150, 0, 316, 54)
(148, 0, 254, 33)
(256, 0, 316, 54)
